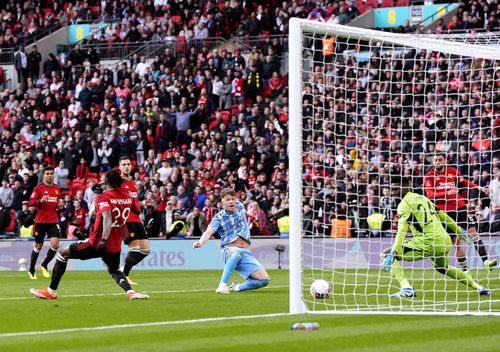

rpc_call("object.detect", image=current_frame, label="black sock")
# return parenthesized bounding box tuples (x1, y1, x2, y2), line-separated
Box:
(29, 248, 40, 274)
(41, 248, 57, 268)
(457, 256, 468, 271)
(49, 257, 67, 291)
(123, 251, 147, 276)
(474, 239, 489, 262)
(111, 271, 132, 292)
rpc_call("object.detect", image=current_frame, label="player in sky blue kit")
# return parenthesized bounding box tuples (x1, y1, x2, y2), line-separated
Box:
(193, 188, 270, 293)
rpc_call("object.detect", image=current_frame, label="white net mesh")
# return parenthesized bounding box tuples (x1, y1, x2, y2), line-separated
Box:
(291, 21, 500, 314)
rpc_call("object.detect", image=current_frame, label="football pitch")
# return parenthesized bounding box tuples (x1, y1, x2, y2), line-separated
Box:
(0, 269, 499, 351)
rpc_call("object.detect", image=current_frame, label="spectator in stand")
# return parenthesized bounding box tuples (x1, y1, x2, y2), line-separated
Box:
(28, 45, 42, 81)
(54, 160, 69, 190)
(76, 158, 89, 180)
(185, 206, 207, 237)
(248, 201, 272, 236)
(14, 45, 29, 86)
(0, 179, 14, 209)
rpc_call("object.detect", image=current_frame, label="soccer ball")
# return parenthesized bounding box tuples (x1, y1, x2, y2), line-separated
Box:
(310, 279, 331, 299)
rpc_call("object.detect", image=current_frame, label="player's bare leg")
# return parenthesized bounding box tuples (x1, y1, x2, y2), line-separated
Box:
(452, 236, 468, 271)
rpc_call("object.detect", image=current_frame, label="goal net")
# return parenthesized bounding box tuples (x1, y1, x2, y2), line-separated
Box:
(289, 19, 500, 315)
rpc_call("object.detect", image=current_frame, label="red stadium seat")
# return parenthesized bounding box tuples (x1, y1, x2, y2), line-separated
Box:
(220, 111, 230, 125)
(171, 15, 181, 24)
(231, 104, 240, 117)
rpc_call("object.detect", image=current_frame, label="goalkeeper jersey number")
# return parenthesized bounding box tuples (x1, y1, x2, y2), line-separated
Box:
(397, 192, 448, 238)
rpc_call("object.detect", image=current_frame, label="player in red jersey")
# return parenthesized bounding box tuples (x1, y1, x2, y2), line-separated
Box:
(424, 153, 497, 271)
(27, 166, 63, 280)
(119, 157, 152, 285)
(29, 170, 149, 300)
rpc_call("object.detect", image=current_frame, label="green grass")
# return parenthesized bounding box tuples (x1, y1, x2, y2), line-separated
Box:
(0, 269, 499, 351)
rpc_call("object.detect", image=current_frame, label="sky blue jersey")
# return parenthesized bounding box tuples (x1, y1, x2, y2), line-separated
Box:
(209, 202, 251, 248)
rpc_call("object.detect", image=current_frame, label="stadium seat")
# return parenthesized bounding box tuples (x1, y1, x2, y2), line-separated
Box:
(231, 104, 240, 117)
(220, 111, 230, 125)
(171, 15, 181, 24)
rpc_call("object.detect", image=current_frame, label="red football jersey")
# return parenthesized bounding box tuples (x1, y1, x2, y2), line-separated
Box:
(27, 183, 61, 223)
(424, 166, 478, 212)
(88, 189, 133, 253)
(120, 179, 141, 223)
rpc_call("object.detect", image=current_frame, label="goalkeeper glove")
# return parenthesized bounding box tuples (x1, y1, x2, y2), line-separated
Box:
(383, 250, 396, 272)
(97, 239, 108, 255)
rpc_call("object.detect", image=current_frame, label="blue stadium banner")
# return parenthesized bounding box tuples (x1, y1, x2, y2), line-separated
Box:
(69, 23, 108, 43)
(69, 24, 90, 43)
(374, 4, 459, 28)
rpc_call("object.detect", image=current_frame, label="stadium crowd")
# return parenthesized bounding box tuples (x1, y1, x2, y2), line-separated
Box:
(0, 0, 499, 241)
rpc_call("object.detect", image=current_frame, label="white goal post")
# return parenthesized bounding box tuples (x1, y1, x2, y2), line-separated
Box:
(289, 18, 500, 315)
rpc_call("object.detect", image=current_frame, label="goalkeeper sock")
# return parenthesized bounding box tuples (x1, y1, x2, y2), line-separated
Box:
(445, 265, 479, 290)
(390, 260, 412, 289)
(49, 253, 68, 291)
(473, 239, 489, 263)
(41, 247, 57, 268)
(238, 278, 270, 291)
(457, 256, 468, 271)
(220, 250, 243, 284)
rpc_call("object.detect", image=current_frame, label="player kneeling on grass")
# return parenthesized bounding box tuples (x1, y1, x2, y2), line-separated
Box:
(382, 187, 490, 298)
(193, 188, 270, 293)
(29, 170, 149, 300)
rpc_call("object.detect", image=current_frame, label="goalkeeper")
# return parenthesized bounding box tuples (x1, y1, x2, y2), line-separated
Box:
(382, 187, 490, 298)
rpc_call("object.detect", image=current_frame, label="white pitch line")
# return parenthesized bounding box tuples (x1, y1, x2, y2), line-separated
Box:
(0, 285, 290, 301)
(0, 312, 291, 338)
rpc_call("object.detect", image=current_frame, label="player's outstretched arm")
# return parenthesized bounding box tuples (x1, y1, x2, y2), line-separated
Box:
(383, 216, 409, 272)
(193, 228, 215, 249)
(437, 210, 462, 236)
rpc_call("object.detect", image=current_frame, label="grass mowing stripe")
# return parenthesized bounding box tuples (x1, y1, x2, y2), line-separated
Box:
(0, 312, 291, 338)
(0, 285, 289, 301)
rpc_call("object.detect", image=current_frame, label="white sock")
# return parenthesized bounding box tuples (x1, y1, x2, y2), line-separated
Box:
(47, 288, 57, 295)
(218, 283, 227, 288)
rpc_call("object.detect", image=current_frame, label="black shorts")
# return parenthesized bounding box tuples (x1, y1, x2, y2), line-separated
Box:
(69, 241, 121, 271)
(446, 208, 477, 231)
(34, 223, 61, 244)
(124, 222, 149, 245)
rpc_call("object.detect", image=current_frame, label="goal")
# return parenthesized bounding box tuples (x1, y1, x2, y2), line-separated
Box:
(288, 18, 500, 315)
